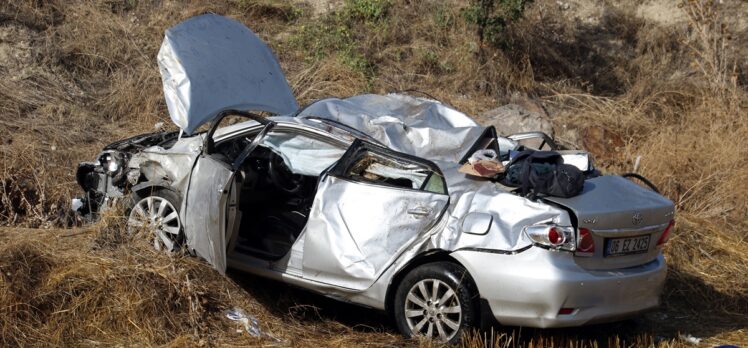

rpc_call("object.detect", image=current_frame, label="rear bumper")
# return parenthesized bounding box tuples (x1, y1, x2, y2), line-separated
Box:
(452, 247, 667, 328)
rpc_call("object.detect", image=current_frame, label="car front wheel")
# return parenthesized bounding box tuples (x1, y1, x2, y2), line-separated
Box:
(393, 262, 478, 344)
(127, 189, 183, 252)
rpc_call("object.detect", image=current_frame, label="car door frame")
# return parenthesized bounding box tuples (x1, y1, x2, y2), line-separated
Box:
(300, 138, 451, 290)
(181, 110, 275, 273)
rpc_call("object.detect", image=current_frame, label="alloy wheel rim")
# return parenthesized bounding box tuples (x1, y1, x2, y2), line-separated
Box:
(127, 196, 181, 252)
(404, 278, 462, 342)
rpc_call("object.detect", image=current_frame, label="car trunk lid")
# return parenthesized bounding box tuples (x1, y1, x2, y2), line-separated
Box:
(158, 14, 298, 135)
(544, 175, 675, 270)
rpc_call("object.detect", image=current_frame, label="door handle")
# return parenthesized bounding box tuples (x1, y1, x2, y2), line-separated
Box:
(407, 207, 431, 217)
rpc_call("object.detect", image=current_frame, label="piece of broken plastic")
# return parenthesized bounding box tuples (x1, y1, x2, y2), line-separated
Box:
(459, 159, 504, 178)
(224, 307, 280, 341)
(678, 334, 701, 345)
(468, 149, 498, 164)
(71, 198, 83, 212)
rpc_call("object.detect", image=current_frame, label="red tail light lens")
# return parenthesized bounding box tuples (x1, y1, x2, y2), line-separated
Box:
(524, 224, 576, 251)
(657, 220, 675, 246)
(576, 228, 595, 256)
(548, 227, 563, 245)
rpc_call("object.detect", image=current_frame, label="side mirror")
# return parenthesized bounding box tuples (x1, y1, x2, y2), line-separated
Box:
(461, 212, 494, 235)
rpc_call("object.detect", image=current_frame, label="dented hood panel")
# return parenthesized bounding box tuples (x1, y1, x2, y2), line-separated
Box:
(158, 14, 298, 134)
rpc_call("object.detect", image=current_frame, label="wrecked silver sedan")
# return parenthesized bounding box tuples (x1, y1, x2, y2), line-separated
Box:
(74, 14, 675, 343)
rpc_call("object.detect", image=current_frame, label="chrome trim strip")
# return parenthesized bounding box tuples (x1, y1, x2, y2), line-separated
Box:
(590, 222, 669, 237)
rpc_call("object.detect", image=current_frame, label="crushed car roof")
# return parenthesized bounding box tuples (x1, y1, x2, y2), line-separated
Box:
(296, 94, 489, 162)
(211, 94, 494, 163)
(158, 13, 298, 135)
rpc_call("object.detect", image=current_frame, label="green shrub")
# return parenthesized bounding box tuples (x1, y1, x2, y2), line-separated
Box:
(462, 0, 533, 49)
(345, 0, 391, 22)
(289, 0, 391, 77)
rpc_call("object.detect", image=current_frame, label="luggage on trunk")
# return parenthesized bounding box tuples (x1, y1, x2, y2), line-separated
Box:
(501, 150, 585, 199)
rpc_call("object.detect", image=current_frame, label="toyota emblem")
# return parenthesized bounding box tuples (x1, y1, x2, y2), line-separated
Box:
(632, 212, 643, 225)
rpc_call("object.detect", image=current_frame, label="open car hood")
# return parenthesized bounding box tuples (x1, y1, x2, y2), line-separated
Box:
(158, 14, 298, 134)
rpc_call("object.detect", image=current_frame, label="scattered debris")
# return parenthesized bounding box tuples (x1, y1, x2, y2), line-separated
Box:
(678, 334, 702, 345)
(225, 307, 280, 342)
(71, 198, 83, 212)
(633, 155, 642, 172)
(460, 149, 504, 177)
(468, 149, 499, 164)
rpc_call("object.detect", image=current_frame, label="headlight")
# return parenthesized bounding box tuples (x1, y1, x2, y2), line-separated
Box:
(106, 159, 119, 173)
(524, 223, 576, 251)
(96, 150, 127, 183)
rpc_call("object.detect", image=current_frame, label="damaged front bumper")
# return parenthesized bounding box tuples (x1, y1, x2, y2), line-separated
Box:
(73, 131, 182, 217)
(452, 247, 667, 328)
(73, 159, 129, 217)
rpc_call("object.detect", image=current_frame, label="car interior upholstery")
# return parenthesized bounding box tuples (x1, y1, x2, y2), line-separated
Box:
(215, 131, 346, 260)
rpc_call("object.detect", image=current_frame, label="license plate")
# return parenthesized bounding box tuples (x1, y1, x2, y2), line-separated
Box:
(605, 235, 651, 257)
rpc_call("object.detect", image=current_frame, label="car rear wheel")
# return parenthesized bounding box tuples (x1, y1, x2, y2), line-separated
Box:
(394, 262, 478, 344)
(127, 190, 183, 252)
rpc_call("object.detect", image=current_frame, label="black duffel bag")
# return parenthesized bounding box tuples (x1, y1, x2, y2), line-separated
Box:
(501, 150, 585, 199)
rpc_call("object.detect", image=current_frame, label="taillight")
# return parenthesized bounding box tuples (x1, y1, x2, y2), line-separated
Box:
(576, 228, 595, 256)
(548, 227, 563, 245)
(524, 224, 576, 251)
(657, 219, 675, 246)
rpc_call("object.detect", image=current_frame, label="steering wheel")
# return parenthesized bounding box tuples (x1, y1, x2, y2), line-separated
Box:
(268, 152, 304, 194)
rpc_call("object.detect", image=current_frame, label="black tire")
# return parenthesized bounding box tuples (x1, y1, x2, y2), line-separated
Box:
(393, 262, 479, 344)
(127, 188, 184, 251)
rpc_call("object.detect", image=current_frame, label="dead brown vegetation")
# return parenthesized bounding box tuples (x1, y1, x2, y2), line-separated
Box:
(0, 0, 746, 346)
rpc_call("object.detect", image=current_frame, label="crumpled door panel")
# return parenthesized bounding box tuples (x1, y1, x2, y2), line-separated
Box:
(302, 176, 448, 290)
(184, 156, 234, 274)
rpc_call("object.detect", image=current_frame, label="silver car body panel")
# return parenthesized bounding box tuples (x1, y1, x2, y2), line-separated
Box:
(184, 155, 234, 273)
(301, 176, 449, 290)
(432, 160, 571, 252)
(158, 14, 298, 134)
(544, 175, 675, 270)
(453, 248, 667, 328)
(544, 175, 673, 231)
(127, 136, 203, 195)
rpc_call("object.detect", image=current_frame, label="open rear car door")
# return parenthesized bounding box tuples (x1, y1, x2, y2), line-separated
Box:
(301, 140, 450, 290)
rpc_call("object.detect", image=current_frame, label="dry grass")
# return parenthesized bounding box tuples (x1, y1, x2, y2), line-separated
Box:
(0, 0, 746, 346)
(0, 224, 727, 347)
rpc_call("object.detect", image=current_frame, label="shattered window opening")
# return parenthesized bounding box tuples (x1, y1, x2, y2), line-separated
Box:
(347, 152, 446, 194)
(259, 131, 347, 176)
